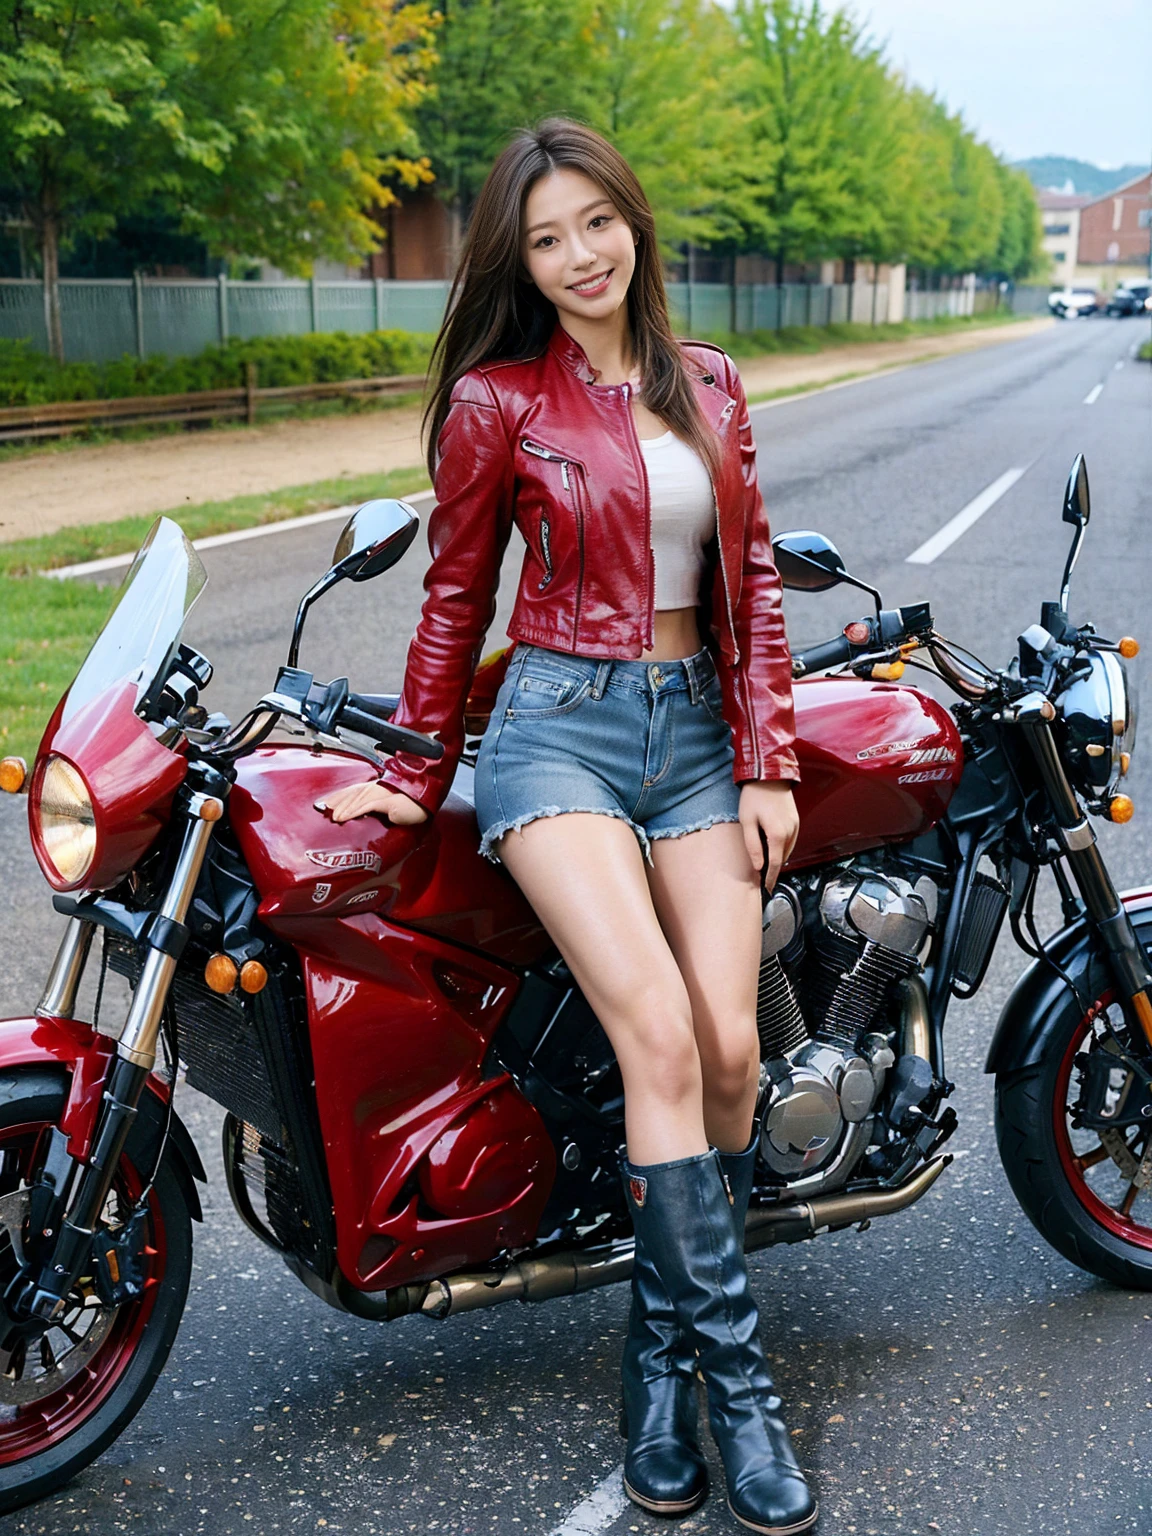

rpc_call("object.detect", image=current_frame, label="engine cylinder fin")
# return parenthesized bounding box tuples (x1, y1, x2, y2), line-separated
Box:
(821, 940, 916, 1049)
(756, 954, 809, 1060)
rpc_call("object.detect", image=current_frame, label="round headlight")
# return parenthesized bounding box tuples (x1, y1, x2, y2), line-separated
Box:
(33, 755, 96, 885)
(1058, 652, 1138, 803)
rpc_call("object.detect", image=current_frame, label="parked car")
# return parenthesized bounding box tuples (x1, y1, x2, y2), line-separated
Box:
(1104, 282, 1152, 317)
(1048, 286, 1100, 318)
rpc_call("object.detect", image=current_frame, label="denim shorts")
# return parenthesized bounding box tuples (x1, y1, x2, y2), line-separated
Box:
(473, 641, 742, 867)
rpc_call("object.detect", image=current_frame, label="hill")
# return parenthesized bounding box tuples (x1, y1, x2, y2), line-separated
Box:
(1016, 156, 1147, 197)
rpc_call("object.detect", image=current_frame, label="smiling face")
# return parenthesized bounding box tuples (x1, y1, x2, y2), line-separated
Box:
(520, 166, 638, 328)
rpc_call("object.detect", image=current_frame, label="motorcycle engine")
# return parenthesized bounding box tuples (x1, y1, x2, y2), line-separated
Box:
(756, 867, 938, 1186)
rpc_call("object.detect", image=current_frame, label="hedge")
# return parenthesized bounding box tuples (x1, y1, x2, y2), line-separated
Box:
(0, 329, 436, 409)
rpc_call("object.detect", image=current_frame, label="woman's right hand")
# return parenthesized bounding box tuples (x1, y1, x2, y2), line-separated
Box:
(316, 782, 430, 826)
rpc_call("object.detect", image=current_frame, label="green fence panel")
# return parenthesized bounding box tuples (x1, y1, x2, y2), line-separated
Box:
(141, 280, 221, 356)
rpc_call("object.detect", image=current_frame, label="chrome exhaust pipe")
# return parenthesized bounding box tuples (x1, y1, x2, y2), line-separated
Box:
(392, 1154, 951, 1320)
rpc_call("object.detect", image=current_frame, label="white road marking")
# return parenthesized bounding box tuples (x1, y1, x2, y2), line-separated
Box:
(905, 466, 1028, 565)
(548, 1466, 627, 1535)
(1083, 383, 1104, 405)
(1114, 360, 1125, 371)
(43, 489, 436, 580)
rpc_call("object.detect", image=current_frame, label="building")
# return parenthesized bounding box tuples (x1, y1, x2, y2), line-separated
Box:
(1076, 171, 1152, 291)
(1037, 190, 1088, 282)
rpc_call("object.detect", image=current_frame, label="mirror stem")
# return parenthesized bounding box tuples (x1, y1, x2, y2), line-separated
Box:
(288, 571, 341, 669)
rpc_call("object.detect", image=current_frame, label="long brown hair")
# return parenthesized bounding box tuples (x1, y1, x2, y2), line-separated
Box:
(420, 116, 723, 487)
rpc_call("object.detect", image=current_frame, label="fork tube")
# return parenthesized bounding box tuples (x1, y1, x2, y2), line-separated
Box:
(17, 792, 221, 1321)
(1017, 702, 1152, 1044)
(117, 793, 219, 1070)
(37, 918, 95, 1020)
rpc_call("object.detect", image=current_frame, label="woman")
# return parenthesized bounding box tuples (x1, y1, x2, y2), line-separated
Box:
(323, 118, 817, 1535)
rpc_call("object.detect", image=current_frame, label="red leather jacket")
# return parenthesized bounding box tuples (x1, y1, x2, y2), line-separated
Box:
(377, 315, 799, 815)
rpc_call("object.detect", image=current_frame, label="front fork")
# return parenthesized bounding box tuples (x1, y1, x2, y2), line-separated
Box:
(1015, 694, 1152, 1046)
(7, 788, 223, 1323)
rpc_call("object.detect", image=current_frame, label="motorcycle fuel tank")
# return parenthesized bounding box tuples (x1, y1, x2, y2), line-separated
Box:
(789, 677, 963, 867)
(229, 746, 551, 966)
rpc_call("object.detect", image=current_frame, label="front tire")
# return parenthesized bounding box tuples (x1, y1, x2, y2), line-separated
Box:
(0, 1069, 193, 1512)
(995, 988, 1152, 1289)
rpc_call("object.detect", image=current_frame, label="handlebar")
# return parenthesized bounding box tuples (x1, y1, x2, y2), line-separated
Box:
(792, 634, 853, 678)
(338, 693, 445, 760)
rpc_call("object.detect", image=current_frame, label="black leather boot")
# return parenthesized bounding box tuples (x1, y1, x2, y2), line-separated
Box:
(617, 1173, 709, 1514)
(621, 1149, 818, 1536)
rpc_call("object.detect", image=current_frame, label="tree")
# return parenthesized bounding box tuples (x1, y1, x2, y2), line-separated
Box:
(0, 0, 437, 360)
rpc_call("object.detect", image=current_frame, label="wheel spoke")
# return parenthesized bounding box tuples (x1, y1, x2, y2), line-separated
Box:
(1119, 1181, 1141, 1217)
(1074, 1143, 1111, 1172)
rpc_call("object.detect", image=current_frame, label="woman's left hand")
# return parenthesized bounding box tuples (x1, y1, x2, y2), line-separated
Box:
(738, 780, 799, 891)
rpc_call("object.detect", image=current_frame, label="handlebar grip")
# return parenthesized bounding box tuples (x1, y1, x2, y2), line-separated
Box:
(793, 634, 853, 677)
(338, 701, 445, 760)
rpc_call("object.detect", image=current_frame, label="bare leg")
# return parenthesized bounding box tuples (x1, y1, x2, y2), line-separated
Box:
(645, 821, 761, 1154)
(492, 812, 708, 1165)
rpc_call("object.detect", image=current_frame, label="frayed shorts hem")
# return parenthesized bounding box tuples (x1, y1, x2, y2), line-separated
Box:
(477, 806, 742, 869)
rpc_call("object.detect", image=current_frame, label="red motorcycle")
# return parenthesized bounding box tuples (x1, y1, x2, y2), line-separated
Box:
(1, 457, 1149, 1508)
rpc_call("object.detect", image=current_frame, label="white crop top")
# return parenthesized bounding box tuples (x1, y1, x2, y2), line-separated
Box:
(638, 428, 715, 609)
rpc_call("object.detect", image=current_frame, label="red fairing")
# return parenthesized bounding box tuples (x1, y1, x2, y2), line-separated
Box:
(790, 678, 963, 868)
(288, 918, 553, 1290)
(229, 745, 553, 966)
(30, 680, 186, 893)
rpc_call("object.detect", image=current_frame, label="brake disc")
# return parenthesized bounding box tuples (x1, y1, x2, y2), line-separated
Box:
(0, 1190, 118, 1407)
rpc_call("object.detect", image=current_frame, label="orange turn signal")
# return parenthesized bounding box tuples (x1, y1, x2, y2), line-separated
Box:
(239, 961, 268, 995)
(0, 757, 27, 794)
(1109, 795, 1135, 824)
(1121, 752, 1131, 775)
(1119, 637, 1140, 658)
(204, 954, 238, 994)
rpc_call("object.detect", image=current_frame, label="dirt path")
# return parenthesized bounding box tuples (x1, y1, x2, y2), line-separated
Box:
(0, 318, 1051, 543)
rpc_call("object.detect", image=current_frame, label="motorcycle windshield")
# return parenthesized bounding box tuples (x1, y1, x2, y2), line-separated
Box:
(61, 517, 208, 726)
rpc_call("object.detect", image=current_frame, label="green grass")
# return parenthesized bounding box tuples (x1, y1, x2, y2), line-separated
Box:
(0, 462, 432, 763)
(1139, 339, 1152, 362)
(0, 577, 118, 765)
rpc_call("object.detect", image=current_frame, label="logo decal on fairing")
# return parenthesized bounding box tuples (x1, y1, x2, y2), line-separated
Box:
(897, 767, 952, 785)
(904, 746, 956, 766)
(345, 890, 378, 906)
(306, 849, 383, 875)
(312, 882, 333, 904)
(857, 738, 924, 760)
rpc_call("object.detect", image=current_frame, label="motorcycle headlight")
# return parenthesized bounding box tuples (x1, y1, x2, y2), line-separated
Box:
(1057, 652, 1138, 803)
(31, 755, 97, 885)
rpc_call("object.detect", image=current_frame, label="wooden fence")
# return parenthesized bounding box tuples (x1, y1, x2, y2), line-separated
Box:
(0, 367, 426, 444)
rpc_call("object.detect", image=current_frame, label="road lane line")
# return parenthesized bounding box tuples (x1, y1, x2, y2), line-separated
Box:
(1115, 361, 1125, 371)
(44, 489, 436, 580)
(548, 1465, 627, 1535)
(1083, 383, 1104, 405)
(905, 467, 1028, 565)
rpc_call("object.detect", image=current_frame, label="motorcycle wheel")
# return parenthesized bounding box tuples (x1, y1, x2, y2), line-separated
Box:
(995, 987, 1152, 1289)
(0, 1069, 193, 1512)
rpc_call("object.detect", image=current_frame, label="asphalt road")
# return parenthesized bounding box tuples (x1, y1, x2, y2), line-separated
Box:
(2, 315, 1151, 1536)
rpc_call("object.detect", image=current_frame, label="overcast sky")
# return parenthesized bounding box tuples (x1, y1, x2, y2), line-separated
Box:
(846, 0, 1151, 167)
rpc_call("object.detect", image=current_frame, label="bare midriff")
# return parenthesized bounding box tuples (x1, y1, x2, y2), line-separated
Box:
(641, 605, 704, 663)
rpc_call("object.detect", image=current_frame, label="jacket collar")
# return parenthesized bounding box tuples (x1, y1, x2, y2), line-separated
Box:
(546, 316, 600, 385)
(545, 313, 714, 387)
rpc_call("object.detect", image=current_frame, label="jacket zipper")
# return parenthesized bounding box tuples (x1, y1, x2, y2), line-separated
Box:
(537, 515, 553, 588)
(521, 439, 582, 615)
(619, 384, 655, 650)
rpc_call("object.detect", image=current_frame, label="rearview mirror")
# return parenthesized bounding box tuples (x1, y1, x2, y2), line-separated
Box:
(289, 498, 421, 667)
(772, 531, 848, 592)
(331, 499, 420, 581)
(1062, 454, 1090, 528)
